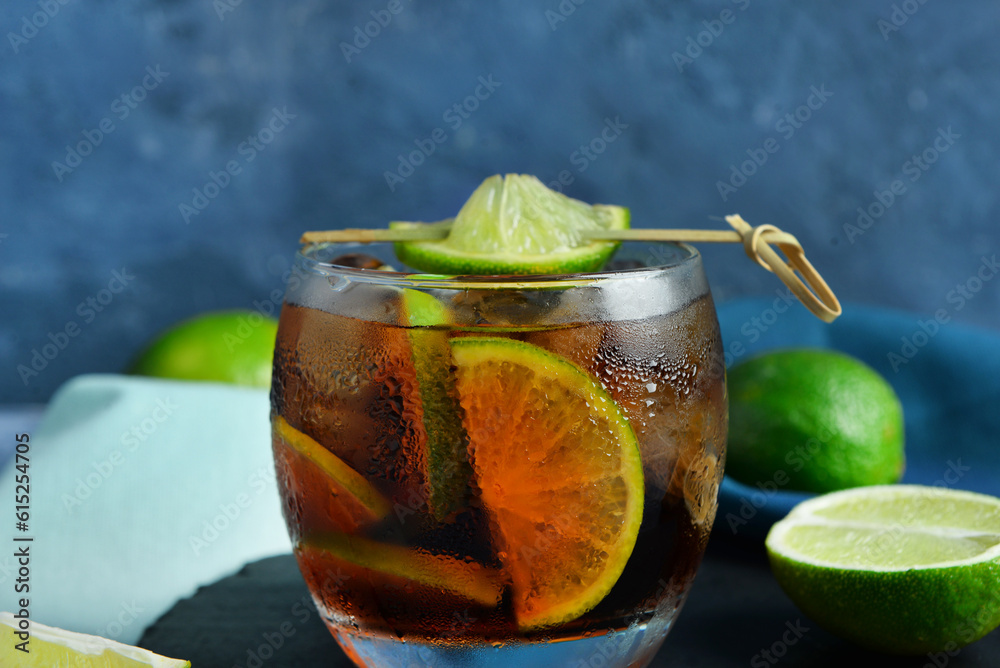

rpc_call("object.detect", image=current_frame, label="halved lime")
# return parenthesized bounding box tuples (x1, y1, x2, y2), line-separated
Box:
(450, 337, 644, 630)
(766, 485, 1000, 654)
(300, 531, 503, 606)
(393, 174, 629, 275)
(0, 612, 189, 667)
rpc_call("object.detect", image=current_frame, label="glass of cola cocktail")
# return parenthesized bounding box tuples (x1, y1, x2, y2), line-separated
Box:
(270, 240, 727, 668)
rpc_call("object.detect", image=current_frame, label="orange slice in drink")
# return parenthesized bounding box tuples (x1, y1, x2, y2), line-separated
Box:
(273, 416, 393, 524)
(450, 337, 644, 631)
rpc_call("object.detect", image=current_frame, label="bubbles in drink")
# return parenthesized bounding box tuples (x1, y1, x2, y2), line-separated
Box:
(273, 305, 428, 492)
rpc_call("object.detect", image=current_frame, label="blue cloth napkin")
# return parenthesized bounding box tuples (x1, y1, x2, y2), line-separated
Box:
(715, 298, 1000, 538)
(0, 375, 292, 645)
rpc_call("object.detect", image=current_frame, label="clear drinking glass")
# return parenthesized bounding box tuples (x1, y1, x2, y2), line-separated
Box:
(270, 240, 727, 668)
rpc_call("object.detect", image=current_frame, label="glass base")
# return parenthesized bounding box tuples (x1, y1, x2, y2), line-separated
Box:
(332, 620, 672, 668)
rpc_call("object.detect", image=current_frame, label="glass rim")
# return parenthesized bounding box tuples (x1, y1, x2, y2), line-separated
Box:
(294, 240, 702, 290)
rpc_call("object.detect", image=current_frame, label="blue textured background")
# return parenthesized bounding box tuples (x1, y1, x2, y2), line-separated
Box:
(3, 0, 999, 403)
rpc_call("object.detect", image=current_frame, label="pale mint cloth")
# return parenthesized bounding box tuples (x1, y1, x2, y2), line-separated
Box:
(0, 375, 293, 645)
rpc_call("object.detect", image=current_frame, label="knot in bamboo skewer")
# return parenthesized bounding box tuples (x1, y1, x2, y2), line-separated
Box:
(724, 215, 841, 323)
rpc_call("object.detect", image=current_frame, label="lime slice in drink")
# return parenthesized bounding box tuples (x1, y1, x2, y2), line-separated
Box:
(400, 283, 450, 328)
(300, 531, 503, 607)
(273, 416, 392, 521)
(393, 174, 629, 275)
(400, 288, 472, 521)
(450, 337, 644, 631)
(0, 612, 189, 667)
(766, 485, 1000, 654)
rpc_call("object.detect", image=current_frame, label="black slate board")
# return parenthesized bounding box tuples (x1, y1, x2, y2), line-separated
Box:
(139, 534, 1000, 667)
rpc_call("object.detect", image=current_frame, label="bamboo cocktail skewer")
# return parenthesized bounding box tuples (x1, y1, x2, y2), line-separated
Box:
(300, 215, 842, 323)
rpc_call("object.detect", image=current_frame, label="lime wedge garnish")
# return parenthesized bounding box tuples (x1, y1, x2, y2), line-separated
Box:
(300, 531, 502, 607)
(449, 337, 643, 630)
(0, 613, 189, 667)
(766, 485, 1000, 654)
(393, 174, 629, 275)
(400, 289, 472, 521)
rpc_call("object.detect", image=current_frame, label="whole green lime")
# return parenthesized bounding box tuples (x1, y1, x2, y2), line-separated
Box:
(766, 485, 1000, 654)
(726, 349, 904, 493)
(129, 310, 278, 388)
